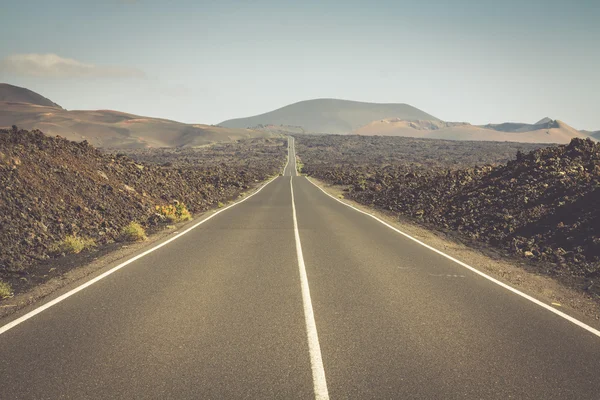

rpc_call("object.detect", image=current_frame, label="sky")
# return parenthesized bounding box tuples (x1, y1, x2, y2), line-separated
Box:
(1, 0, 599, 130)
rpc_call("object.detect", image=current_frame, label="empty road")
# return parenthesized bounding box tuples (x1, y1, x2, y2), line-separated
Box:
(1, 137, 599, 399)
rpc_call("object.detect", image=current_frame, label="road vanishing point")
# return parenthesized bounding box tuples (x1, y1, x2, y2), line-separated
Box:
(1, 137, 600, 399)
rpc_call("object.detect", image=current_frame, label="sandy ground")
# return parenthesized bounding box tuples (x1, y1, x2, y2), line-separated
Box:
(310, 178, 600, 327)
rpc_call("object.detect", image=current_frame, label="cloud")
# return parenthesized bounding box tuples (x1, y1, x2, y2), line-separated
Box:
(0, 53, 145, 79)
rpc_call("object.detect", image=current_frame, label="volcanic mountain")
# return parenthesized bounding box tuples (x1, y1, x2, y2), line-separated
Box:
(0, 83, 62, 108)
(219, 98, 439, 134)
(353, 118, 590, 144)
(0, 84, 272, 148)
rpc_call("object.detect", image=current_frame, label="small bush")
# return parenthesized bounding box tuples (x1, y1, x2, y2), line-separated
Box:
(121, 222, 147, 242)
(0, 280, 12, 299)
(53, 234, 96, 254)
(217, 201, 225, 208)
(296, 158, 304, 174)
(156, 201, 192, 222)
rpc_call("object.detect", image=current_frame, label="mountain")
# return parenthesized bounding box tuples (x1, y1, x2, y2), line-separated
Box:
(354, 118, 589, 144)
(0, 83, 63, 108)
(580, 130, 600, 139)
(484, 119, 558, 133)
(534, 117, 553, 125)
(0, 84, 272, 148)
(219, 98, 439, 134)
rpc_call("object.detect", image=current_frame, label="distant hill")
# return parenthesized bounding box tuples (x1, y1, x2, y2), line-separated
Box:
(219, 98, 439, 134)
(0, 83, 63, 108)
(483, 119, 558, 133)
(354, 118, 589, 144)
(0, 84, 272, 148)
(534, 117, 553, 125)
(581, 130, 600, 140)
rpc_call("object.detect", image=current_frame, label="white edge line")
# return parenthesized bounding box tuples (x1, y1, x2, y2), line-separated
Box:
(0, 174, 282, 336)
(305, 176, 600, 339)
(284, 136, 290, 175)
(291, 176, 329, 400)
(291, 136, 297, 177)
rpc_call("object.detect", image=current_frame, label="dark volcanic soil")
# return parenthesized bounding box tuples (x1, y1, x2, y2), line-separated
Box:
(294, 134, 545, 169)
(296, 134, 600, 293)
(0, 128, 286, 296)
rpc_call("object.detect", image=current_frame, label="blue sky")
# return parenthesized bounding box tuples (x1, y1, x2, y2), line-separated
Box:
(1, 0, 599, 129)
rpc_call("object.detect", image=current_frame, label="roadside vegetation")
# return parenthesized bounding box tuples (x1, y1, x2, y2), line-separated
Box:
(52, 235, 96, 255)
(156, 202, 192, 222)
(0, 280, 12, 299)
(296, 157, 304, 174)
(120, 222, 147, 242)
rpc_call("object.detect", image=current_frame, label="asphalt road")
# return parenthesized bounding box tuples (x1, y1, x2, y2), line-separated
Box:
(1, 136, 599, 399)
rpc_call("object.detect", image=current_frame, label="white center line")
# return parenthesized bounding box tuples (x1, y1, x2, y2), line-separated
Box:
(291, 176, 329, 400)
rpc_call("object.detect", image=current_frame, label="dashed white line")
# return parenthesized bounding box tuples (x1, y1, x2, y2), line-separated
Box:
(306, 176, 600, 339)
(291, 176, 329, 400)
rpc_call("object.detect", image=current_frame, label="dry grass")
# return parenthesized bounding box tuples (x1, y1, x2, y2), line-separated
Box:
(0, 280, 12, 299)
(156, 202, 192, 222)
(120, 222, 147, 242)
(53, 235, 96, 254)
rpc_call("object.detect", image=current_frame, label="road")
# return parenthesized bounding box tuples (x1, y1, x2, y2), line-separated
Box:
(1, 136, 600, 399)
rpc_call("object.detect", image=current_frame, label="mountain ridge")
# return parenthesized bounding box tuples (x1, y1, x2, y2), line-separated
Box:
(354, 118, 590, 144)
(0, 85, 272, 148)
(219, 98, 440, 134)
(1, 84, 595, 145)
(0, 83, 63, 109)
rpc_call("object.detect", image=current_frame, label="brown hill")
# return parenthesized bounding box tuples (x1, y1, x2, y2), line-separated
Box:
(354, 118, 589, 144)
(0, 101, 272, 148)
(0, 83, 62, 108)
(220, 98, 439, 134)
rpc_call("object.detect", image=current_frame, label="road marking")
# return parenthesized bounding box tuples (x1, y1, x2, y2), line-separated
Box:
(286, 136, 297, 177)
(284, 137, 291, 175)
(292, 137, 297, 176)
(291, 176, 329, 400)
(0, 174, 280, 336)
(306, 177, 600, 339)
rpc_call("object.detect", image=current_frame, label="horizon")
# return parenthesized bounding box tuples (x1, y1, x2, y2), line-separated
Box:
(1, 0, 599, 130)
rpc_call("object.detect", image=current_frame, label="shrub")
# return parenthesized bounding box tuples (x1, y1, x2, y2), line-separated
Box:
(0, 280, 12, 299)
(121, 222, 147, 242)
(217, 201, 225, 208)
(156, 201, 192, 222)
(296, 157, 304, 174)
(53, 234, 96, 254)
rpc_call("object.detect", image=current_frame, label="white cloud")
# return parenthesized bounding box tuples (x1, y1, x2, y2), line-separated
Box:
(0, 53, 145, 79)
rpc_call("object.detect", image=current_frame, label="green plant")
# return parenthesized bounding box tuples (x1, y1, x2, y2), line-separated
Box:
(156, 201, 192, 222)
(0, 280, 12, 299)
(53, 234, 96, 254)
(296, 157, 304, 174)
(121, 222, 147, 242)
(217, 201, 225, 208)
